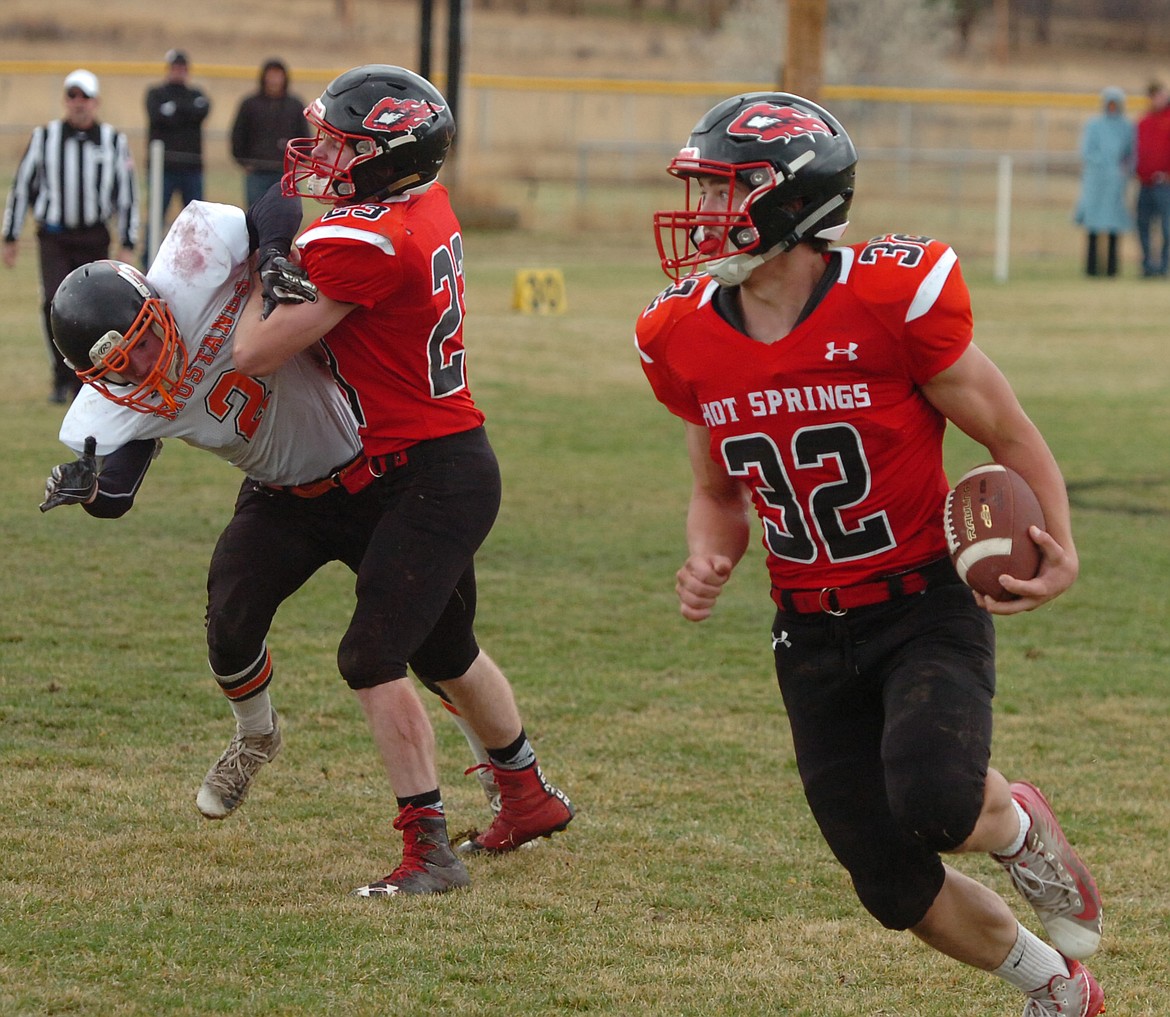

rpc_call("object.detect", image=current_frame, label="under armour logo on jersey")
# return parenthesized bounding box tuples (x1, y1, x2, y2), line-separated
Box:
(825, 341, 859, 361)
(771, 631, 792, 650)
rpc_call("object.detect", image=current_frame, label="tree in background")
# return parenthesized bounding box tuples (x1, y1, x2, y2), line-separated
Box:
(927, 0, 1060, 52)
(707, 0, 953, 88)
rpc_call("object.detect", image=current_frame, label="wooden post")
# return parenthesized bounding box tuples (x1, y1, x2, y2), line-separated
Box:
(419, 0, 435, 81)
(446, 0, 464, 123)
(444, 0, 465, 191)
(994, 0, 1011, 63)
(783, 0, 827, 99)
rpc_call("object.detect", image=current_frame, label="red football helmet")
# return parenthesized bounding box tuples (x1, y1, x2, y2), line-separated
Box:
(50, 261, 187, 415)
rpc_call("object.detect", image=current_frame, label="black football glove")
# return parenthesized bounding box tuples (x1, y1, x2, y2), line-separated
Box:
(40, 436, 99, 513)
(258, 249, 318, 320)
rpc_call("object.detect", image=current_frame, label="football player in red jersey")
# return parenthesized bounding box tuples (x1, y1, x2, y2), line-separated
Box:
(41, 189, 500, 846)
(233, 65, 573, 897)
(637, 93, 1103, 1016)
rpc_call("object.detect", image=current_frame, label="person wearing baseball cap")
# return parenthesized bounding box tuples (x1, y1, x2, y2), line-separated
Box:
(63, 69, 100, 99)
(1, 69, 138, 403)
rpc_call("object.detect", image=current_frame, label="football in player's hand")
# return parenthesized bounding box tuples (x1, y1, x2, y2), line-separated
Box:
(944, 464, 1044, 599)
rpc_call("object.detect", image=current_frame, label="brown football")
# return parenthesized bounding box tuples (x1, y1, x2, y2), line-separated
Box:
(943, 464, 1045, 599)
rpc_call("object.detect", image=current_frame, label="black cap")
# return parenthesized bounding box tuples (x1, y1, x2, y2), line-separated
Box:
(165, 49, 189, 66)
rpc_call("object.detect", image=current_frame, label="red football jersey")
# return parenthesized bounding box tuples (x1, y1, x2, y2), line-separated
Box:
(636, 234, 974, 593)
(296, 182, 484, 457)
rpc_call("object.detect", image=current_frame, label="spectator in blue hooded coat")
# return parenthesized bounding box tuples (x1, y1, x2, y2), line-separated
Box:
(1075, 86, 1135, 277)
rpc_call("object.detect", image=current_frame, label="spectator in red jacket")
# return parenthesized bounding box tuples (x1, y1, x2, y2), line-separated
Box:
(1134, 80, 1170, 276)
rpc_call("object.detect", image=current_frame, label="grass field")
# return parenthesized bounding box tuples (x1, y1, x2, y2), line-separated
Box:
(1, 192, 1168, 1016)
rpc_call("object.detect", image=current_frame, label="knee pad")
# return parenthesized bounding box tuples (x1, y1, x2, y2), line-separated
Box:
(205, 613, 251, 678)
(205, 570, 284, 679)
(887, 768, 984, 854)
(337, 629, 407, 690)
(206, 610, 265, 679)
(411, 644, 480, 704)
(852, 854, 946, 931)
(410, 637, 479, 688)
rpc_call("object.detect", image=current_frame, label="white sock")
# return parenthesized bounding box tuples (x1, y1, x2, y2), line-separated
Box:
(441, 701, 490, 766)
(213, 646, 274, 735)
(994, 798, 1031, 857)
(993, 923, 1070, 993)
(232, 691, 274, 735)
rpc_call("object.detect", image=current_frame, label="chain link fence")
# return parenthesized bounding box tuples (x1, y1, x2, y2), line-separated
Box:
(0, 64, 1103, 266)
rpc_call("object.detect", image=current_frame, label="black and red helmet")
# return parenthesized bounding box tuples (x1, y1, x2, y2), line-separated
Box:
(655, 92, 857, 284)
(283, 64, 455, 205)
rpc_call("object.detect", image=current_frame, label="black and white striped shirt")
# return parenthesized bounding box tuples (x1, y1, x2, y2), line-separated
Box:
(2, 119, 139, 248)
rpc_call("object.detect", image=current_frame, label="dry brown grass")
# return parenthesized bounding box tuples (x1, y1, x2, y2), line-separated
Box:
(1, 0, 1166, 116)
(0, 3, 1164, 253)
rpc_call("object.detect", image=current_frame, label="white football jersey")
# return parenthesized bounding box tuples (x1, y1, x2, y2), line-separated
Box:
(59, 201, 362, 486)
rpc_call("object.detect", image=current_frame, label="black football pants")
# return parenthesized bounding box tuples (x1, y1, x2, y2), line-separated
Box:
(771, 576, 996, 931)
(204, 479, 381, 678)
(205, 426, 498, 691)
(337, 426, 501, 689)
(37, 224, 111, 394)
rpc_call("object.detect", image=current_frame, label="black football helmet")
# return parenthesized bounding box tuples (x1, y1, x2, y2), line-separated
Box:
(50, 260, 187, 415)
(655, 92, 857, 284)
(283, 64, 455, 205)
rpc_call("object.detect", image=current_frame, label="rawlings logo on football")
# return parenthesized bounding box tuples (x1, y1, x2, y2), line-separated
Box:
(362, 97, 441, 134)
(961, 490, 976, 542)
(728, 103, 832, 144)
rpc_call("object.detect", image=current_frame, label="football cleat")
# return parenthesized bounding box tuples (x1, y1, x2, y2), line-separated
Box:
(456, 764, 574, 855)
(1021, 958, 1104, 1016)
(196, 709, 282, 819)
(352, 805, 470, 897)
(465, 762, 502, 815)
(994, 782, 1103, 960)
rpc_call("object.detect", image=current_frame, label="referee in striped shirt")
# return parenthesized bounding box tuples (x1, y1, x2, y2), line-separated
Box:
(3, 69, 139, 403)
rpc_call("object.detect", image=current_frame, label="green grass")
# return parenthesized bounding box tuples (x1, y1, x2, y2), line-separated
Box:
(1, 210, 1167, 1016)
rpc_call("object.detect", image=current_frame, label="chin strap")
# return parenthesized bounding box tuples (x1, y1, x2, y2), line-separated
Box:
(704, 211, 851, 287)
(705, 244, 782, 286)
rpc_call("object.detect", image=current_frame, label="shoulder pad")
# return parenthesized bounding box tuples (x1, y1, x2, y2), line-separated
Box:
(841, 234, 957, 304)
(635, 276, 716, 357)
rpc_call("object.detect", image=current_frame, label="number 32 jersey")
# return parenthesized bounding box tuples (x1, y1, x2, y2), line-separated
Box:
(635, 234, 974, 592)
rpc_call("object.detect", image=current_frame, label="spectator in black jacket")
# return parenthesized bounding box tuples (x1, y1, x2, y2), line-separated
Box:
(2, 69, 138, 403)
(230, 59, 309, 208)
(144, 50, 211, 258)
